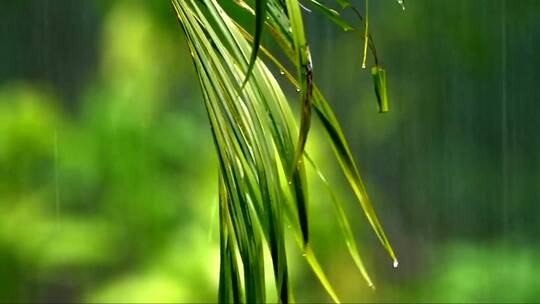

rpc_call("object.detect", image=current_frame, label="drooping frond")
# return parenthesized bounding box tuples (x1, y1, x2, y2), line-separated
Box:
(171, 0, 402, 302)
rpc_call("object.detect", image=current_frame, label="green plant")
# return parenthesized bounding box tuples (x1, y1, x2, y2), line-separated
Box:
(171, 0, 402, 302)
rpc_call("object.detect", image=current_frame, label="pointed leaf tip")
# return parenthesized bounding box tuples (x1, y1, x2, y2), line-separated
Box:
(242, 0, 268, 88)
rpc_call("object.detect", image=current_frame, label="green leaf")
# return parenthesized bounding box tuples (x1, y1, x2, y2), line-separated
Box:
(305, 154, 374, 288)
(280, 0, 312, 247)
(304, 246, 341, 303)
(252, 1, 399, 264)
(305, 0, 355, 32)
(172, 0, 400, 302)
(218, 172, 243, 304)
(242, 0, 268, 88)
(372, 65, 389, 113)
(284, 0, 314, 182)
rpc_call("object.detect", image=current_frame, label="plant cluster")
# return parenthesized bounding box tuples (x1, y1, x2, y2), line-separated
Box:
(171, 0, 403, 302)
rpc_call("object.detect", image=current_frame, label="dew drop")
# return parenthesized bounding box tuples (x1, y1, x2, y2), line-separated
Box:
(279, 70, 285, 75)
(296, 88, 301, 92)
(362, 63, 367, 69)
(396, 0, 405, 10)
(393, 260, 399, 268)
(302, 253, 307, 257)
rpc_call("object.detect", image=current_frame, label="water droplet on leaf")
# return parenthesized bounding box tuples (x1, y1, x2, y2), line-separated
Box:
(397, 0, 405, 10)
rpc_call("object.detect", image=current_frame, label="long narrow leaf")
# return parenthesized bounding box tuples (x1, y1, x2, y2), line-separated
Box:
(242, 0, 268, 87)
(172, 0, 401, 302)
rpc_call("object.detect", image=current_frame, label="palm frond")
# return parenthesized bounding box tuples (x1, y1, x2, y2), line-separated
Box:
(171, 0, 401, 302)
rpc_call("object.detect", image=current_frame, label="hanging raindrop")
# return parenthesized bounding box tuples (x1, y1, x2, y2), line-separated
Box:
(397, 0, 405, 10)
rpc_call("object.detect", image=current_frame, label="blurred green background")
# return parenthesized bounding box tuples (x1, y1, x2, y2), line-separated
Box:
(1, 0, 539, 302)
